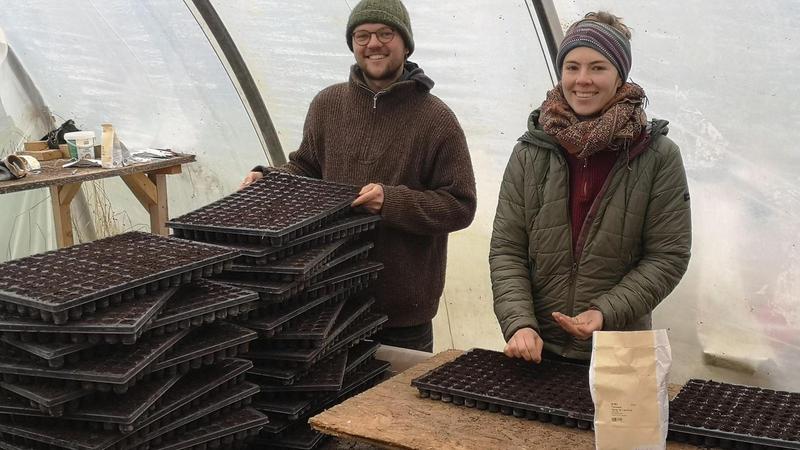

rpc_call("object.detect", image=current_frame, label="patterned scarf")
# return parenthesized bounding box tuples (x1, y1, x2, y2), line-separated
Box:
(539, 82, 648, 159)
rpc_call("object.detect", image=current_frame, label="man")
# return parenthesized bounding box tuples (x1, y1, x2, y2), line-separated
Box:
(241, 0, 476, 352)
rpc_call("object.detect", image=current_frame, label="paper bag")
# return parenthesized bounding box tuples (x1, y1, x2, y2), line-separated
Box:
(590, 330, 672, 450)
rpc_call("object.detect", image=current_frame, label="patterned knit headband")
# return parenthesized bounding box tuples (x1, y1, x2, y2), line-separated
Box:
(556, 19, 631, 81)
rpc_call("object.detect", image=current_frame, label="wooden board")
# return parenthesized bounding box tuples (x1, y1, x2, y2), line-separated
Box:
(310, 349, 697, 450)
(0, 154, 195, 195)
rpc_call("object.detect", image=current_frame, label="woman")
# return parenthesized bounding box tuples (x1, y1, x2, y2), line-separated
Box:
(489, 11, 691, 363)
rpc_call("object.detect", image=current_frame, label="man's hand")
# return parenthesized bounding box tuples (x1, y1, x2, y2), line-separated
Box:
(239, 171, 263, 190)
(352, 183, 384, 214)
(504, 327, 544, 363)
(552, 309, 604, 340)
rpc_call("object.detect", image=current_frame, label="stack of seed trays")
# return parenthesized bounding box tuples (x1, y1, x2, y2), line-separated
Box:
(251, 340, 391, 449)
(0, 232, 268, 449)
(411, 348, 594, 429)
(669, 379, 800, 449)
(166, 172, 391, 449)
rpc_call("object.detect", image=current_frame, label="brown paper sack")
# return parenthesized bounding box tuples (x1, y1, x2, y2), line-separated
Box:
(590, 330, 671, 450)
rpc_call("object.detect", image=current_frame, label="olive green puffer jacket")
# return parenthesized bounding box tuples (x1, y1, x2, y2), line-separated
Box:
(490, 110, 692, 360)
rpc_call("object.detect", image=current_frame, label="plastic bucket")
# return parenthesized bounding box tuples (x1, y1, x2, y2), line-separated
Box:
(63, 131, 95, 160)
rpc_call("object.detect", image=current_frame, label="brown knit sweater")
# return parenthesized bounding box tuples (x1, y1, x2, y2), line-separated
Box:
(280, 63, 477, 327)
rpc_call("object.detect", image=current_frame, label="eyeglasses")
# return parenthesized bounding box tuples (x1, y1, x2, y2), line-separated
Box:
(352, 27, 396, 46)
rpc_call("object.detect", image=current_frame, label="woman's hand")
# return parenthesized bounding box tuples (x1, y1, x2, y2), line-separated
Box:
(504, 327, 544, 363)
(352, 183, 384, 214)
(239, 171, 263, 190)
(552, 309, 604, 340)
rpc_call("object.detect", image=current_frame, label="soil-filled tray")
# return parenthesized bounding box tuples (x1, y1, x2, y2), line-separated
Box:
(0, 232, 237, 324)
(669, 378, 800, 449)
(244, 297, 374, 364)
(0, 329, 188, 393)
(233, 214, 380, 261)
(167, 171, 358, 245)
(228, 239, 348, 280)
(0, 380, 89, 416)
(149, 322, 256, 373)
(144, 407, 267, 450)
(143, 280, 259, 336)
(0, 415, 120, 450)
(0, 287, 178, 346)
(0, 373, 180, 429)
(254, 352, 348, 394)
(411, 348, 594, 429)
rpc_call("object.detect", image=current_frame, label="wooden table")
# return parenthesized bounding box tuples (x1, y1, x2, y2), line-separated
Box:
(0, 155, 195, 247)
(310, 349, 697, 450)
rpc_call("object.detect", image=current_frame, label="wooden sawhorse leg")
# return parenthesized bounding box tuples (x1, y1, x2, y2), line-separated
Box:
(49, 183, 82, 248)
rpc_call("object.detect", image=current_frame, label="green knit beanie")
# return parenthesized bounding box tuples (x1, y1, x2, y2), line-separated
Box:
(346, 0, 414, 56)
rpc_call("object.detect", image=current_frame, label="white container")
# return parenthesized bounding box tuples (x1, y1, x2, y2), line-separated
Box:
(63, 131, 95, 160)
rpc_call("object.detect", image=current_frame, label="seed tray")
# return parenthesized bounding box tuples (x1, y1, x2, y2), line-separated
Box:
(130, 358, 252, 433)
(251, 397, 312, 422)
(0, 232, 237, 324)
(212, 274, 310, 304)
(0, 381, 89, 416)
(261, 298, 346, 347)
(0, 415, 120, 450)
(251, 422, 325, 450)
(122, 381, 260, 450)
(0, 373, 181, 430)
(150, 322, 256, 373)
(167, 171, 358, 244)
(143, 407, 267, 450)
(240, 285, 359, 339)
(0, 336, 96, 369)
(0, 329, 188, 393)
(228, 239, 347, 281)
(0, 288, 177, 346)
(411, 348, 594, 428)
(668, 378, 800, 449)
(244, 297, 374, 363)
(254, 352, 348, 394)
(144, 280, 259, 336)
(344, 341, 380, 374)
(233, 214, 380, 261)
(303, 261, 383, 299)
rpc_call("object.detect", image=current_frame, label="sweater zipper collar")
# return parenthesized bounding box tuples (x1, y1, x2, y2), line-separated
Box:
(356, 80, 411, 109)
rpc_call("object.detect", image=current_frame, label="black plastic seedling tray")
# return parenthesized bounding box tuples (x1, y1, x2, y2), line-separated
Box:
(212, 273, 311, 304)
(0, 380, 89, 416)
(0, 287, 177, 346)
(412, 348, 594, 429)
(130, 358, 252, 433)
(233, 214, 380, 262)
(0, 329, 188, 393)
(0, 374, 181, 430)
(344, 340, 380, 374)
(262, 298, 346, 347)
(168, 171, 358, 245)
(244, 297, 374, 363)
(251, 396, 312, 422)
(303, 260, 382, 300)
(0, 336, 95, 369)
(240, 285, 358, 339)
(252, 422, 325, 450)
(0, 415, 120, 450)
(669, 378, 800, 449)
(143, 406, 267, 450)
(0, 232, 237, 325)
(254, 352, 348, 394)
(122, 381, 260, 450)
(149, 322, 256, 373)
(228, 239, 348, 280)
(144, 280, 259, 336)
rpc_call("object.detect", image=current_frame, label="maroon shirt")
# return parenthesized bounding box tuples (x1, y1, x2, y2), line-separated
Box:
(564, 131, 650, 250)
